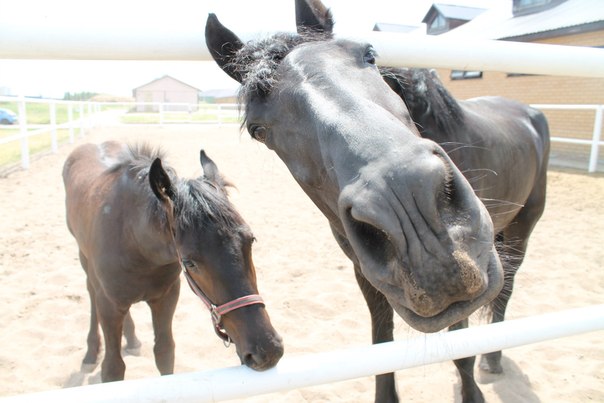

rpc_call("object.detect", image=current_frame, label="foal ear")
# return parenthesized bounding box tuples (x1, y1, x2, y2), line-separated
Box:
(205, 13, 244, 83)
(149, 158, 175, 201)
(295, 0, 334, 35)
(199, 149, 220, 183)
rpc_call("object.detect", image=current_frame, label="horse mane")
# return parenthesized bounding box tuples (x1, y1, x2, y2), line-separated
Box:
(380, 67, 464, 135)
(115, 143, 243, 234)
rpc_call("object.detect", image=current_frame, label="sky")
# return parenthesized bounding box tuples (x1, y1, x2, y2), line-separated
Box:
(0, 0, 496, 98)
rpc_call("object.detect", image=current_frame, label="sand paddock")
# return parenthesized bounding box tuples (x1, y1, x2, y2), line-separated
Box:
(0, 125, 602, 402)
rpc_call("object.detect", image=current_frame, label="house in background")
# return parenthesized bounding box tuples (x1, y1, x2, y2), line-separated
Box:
(422, 3, 487, 35)
(373, 22, 425, 35)
(132, 75, 200, 112)
(422, 0, 604, 171)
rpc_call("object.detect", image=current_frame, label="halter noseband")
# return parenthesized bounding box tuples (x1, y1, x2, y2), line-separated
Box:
(161, 194, 264, 345)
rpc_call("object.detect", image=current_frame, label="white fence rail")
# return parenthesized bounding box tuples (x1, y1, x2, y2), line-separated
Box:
(0, 96, 239, 170)
(1, 304, 602, 403)
(1, 20, 604, 78)
(531, 104, 604, 173)
(1, 96, 602, 172)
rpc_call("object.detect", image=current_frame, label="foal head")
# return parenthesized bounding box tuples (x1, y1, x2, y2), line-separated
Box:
(149, 149, 283, 370)
(205, 6, 503, 332)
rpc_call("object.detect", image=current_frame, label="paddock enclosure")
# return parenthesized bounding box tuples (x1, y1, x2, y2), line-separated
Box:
(0, 125, 602, 401)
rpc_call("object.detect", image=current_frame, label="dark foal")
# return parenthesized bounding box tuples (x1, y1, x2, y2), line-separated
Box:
(63, 141, 283, 382)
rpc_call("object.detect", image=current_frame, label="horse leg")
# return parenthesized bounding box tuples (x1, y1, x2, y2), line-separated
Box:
(96, 292, 128, 382)
(123, 311, 141, 354)
(482, 175, 546, 374)
(147, 279, 180, 375)
(450, 319, 484, 403)
(354, 266, 398, 403)
(83, 277, 101, 365)
(79, 251, 100, 366)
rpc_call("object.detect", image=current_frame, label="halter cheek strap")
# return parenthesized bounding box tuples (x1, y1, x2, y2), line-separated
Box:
(180, 264, 264, 344)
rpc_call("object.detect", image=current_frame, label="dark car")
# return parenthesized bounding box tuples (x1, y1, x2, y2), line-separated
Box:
(0, 107, 18, 125)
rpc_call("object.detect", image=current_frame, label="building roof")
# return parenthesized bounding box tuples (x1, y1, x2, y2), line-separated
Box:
(373, 22, 425, 34)
(444, 0, 604, 40)
(133, 75, 201, 92)
(422, 3, 487, 24)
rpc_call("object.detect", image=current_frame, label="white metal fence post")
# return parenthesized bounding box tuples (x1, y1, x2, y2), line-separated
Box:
(17, 95, 29, 169)
(68, 102, 74, 143)
(49, 100, 58, 153)
(159, 102, 164, 127)
(87, 101, 92, 129)
(79, 102, 84, 138)
(588, 105, 603, 173)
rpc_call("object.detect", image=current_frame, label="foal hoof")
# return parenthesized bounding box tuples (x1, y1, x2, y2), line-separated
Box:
(80, 362, 98, 373)
(124, 346, 141, 356)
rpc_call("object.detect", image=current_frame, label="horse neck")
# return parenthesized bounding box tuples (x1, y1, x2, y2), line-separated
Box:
(397, 69, 464, 143)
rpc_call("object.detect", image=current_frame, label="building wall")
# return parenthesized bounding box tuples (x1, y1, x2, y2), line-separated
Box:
(134, 76, 199, 112)
(434, 29, 604, 170)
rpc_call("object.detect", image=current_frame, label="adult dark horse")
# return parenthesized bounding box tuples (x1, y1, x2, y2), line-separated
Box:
(205, 0, 548, 400)
(63, 141, 283, 382)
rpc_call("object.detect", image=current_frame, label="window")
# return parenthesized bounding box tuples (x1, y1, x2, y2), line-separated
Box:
(450, 70, 483, 80)
(513, 0, 566, 16)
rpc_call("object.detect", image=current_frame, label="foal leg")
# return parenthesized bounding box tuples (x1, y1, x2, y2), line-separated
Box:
(79, 252, 100, 366)
(354, 266, 398, 403)
(123, 311, 142, 354)
(147, 279, 180, 375)
(83, 277, 101, 366)
(450, 319, 484, 403)
(96, 292, 128, 382)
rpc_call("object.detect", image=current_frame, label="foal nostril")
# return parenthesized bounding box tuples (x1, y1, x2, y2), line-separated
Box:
(242, 348, 282, 371)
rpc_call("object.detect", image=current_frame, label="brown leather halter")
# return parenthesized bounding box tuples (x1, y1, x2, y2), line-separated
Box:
(160, 191, 264, 345)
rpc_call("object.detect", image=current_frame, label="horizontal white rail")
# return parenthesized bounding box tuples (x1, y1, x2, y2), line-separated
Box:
(531, 104, 603, 173)
(1, 21, 604, 78)
(1, 304, 602, 403)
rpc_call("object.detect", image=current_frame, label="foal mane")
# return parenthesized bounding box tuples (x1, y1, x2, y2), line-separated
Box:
(379, 67, 464, 136)
(120, 143, 243, 234)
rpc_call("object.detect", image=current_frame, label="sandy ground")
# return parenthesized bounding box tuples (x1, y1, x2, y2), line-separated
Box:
(0, 125, 602, 402)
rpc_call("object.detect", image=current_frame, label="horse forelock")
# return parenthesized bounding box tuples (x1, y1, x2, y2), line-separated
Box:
(176, 179, 245, 237)
(234, 30, 329, 128)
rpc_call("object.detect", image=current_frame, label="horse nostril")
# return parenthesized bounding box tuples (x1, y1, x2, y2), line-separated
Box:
(242, 343, 284, 371)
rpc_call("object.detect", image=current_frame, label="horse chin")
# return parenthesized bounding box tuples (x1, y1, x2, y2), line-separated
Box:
(370, 248, 504, 333)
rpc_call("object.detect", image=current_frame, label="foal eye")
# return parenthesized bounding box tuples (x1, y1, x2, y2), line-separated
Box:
(249, 125, 268, 143)
(364, 46, 377, 65)
(182, 259, 197, 269)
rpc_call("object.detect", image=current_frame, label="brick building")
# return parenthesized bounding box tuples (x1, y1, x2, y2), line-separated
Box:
(423, 0, 604, 171)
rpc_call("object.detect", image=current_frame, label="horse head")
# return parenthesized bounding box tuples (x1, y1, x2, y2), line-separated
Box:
(205, 8, 503, 332)
(149, 150, 283, 370)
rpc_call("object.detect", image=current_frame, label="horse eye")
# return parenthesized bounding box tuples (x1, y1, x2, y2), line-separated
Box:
(364, 47, 376, 65)
(249, 125, 268, 143)
(182, 259, 197, 269)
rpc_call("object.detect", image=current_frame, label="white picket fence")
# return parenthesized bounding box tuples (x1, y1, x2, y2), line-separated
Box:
(0, 96, 239, 170)
(1, 95, 602, 172)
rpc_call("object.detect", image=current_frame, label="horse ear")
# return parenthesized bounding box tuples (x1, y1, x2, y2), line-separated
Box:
(149, 158, 175, 201)
(199, 150, 220, 183)
(295, 0, 334, 35)
(205, 13, 244, 83)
